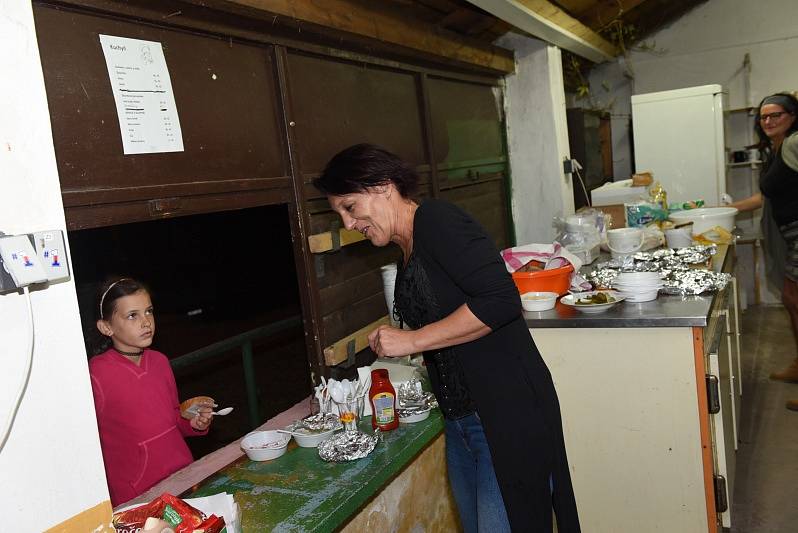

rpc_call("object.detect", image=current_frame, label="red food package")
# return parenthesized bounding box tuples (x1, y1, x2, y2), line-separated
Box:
(112, 493, 206, 533)
(194, 515, 226, 533)
(113, 497, 169, 533)
(159, 493, 206, 533)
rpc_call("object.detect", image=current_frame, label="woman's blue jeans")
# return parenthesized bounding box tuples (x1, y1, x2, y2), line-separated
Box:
(444, 412, 511, 533)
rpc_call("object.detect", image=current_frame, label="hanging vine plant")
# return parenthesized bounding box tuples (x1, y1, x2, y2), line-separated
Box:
(563, 11, 667, 114)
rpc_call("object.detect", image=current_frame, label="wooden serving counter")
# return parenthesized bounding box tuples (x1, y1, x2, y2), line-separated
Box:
(123, 399, 458, 531)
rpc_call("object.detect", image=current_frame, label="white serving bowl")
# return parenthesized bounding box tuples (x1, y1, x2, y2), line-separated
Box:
(521, 291, 558, 312)
(291, 428, 338, 448)
(668, 207, 738, 235)
(615, 272, 662, 281)
(241, 430, 290, 461)
(616, 289, 659, 302)
(613, 280, 662, 287)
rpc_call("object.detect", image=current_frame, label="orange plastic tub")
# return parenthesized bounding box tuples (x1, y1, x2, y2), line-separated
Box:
(511, 264, 574, 296)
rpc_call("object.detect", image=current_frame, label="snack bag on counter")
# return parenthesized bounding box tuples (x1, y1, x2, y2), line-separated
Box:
(113, 493, 226, 533)
(625, 202, 668, 228)
(180, 396, 215, 420)
(693, 226, 733, 245)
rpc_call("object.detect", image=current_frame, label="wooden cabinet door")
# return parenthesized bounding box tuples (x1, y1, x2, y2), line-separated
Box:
(708, 317, 735, 528)
(428, 77, 510, 250)
(34, 5, 288, 228)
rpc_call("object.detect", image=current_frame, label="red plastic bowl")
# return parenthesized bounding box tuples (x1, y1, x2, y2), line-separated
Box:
(511, 264, 574, 296)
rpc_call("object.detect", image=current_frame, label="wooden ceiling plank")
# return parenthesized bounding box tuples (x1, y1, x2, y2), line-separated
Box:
(555, 0, 600, 17)
(184, 0, 515, 73)
(582, 0, 648, 30)
(465, 0, 618, 62)
(622, 0, 708, 41)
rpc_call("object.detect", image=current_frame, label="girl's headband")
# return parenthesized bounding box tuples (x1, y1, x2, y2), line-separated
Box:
(99, 278, 130, 319)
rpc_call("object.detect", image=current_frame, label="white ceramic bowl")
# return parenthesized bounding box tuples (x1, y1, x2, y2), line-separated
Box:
(668, 207, 738, 235)
(619, 289, 659, 303)
(521, 291, 558, 312)
(399, 409, 431, 424)
(241, 430, 290, 461)
(291, 428, 338, 448)
(560, 291, 624, 313)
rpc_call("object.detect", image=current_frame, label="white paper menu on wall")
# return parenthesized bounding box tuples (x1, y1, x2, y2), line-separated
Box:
(99, 34, 184, 154)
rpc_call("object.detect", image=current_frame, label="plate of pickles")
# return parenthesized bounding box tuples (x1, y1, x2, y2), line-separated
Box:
(560, 290, 624, 314)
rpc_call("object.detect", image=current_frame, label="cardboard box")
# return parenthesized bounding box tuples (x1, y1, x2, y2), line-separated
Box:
(591, 184, 647, 206)
(579, 204, 626, 229)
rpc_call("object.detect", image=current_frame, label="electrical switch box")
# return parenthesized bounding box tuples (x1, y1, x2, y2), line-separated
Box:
(0, 234, 48, 290)
(31, 230, 71, 283)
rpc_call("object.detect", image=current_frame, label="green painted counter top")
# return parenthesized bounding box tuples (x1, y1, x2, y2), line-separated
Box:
(188, 411, 444, 532)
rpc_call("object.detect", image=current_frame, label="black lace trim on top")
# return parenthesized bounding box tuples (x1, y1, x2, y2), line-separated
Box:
(393, 255, 477, 419)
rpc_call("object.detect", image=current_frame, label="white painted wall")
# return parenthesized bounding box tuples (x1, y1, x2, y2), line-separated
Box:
(499, 33, 574, 244)
(0, 2, 111, 530)
(580, 0, 798, 180)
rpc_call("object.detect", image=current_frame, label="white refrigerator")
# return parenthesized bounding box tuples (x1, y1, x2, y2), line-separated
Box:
(631, 84, 728, 205)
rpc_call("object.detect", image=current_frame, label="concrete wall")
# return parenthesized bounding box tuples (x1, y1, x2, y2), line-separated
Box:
(0, 2, 112, 530)
(500, 33, 574, 244)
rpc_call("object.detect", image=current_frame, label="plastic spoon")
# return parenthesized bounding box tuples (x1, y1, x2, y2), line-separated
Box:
(328, 380, 344, 404)
(211, 407, 234, 416)
(341, 379, 352, 401)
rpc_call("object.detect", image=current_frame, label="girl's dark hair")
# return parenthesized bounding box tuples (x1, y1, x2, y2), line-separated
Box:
(753, 93, 798, 155)
(88, 277, 149, 355)
(312, 144, 419, 198)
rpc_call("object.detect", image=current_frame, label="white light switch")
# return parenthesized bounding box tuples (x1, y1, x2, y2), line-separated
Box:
(0, 235, 48, 287)
(32, 230, 71, 283)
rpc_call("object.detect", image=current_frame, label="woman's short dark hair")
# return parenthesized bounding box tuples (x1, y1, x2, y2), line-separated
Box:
(313, 144, 419, 198)
(754, 92, 798, 148)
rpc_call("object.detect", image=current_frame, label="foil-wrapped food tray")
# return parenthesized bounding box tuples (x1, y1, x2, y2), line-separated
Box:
(398, 378, 438, 410)
(397, 406, 431, 418)
(589, 245, 726, 294)
(318, 431, 380, 462)
(661, 270, 732, 295)
(299, 412, 341, 432)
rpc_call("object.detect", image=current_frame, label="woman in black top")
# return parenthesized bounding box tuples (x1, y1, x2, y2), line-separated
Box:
(314, 144, 580, 532)
(730, 93, 798, 409)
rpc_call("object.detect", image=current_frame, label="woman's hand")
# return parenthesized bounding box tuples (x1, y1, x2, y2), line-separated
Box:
(190, 407, 213, 431)
(368, 325, 417, 358)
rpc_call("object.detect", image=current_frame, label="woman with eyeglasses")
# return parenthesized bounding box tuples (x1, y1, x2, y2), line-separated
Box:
(730, 93, 798, 410)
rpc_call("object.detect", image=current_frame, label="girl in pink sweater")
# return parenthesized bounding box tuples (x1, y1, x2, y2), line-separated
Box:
(89, 278, 213, 506)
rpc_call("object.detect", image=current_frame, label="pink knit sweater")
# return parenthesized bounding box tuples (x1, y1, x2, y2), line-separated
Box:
(89, 348, 205, 506)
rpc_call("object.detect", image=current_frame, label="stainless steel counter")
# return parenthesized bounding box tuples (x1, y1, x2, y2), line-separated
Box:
(525, 244, 731, 329)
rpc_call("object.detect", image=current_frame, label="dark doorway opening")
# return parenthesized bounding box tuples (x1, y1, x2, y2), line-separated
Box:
(69, 204, 311, 458)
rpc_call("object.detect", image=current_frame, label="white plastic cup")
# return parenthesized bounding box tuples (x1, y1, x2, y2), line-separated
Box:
(607, 228, 644, 259)
(380, 264, 398, 326)
(665, 228, 693, 249)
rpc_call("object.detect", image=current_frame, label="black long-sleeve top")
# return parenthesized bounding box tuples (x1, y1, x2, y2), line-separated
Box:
(393, 199, 581, 532)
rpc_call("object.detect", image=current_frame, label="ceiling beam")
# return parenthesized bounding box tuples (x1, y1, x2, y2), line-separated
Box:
(465, 0, 618, 63)
(191, 0, 515, 74)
